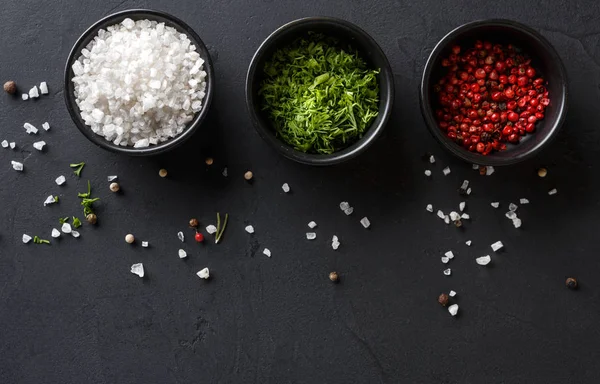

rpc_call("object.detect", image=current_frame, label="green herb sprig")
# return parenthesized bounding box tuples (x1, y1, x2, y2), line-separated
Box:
(78, 180, 99, 216)
(33, 236, 50, 245)
(215, 212, 228, 244)
(72, 217, 82, 228)
(59, 217, 69, 224)
(70, 162, 85, 177)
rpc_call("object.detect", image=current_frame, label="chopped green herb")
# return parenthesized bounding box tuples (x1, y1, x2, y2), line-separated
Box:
(78, 180, 91, 198)
(72, 217, 82, 228)
(259, 34, 380, 154)
(78, 180, 99, 216)
(70, 162, 85, 177)
(54, 196, 59, 203)
(215, 212, 229, 244)
(59, 217, 69, 224)
(33, 236, 50, 245)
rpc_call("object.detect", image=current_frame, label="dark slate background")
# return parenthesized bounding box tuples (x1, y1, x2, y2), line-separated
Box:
(1, 0, 599, 383)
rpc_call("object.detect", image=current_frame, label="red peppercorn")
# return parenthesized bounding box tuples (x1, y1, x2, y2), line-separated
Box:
(508, 74, 517, 84)
(475, 68, 486, 79)
(476, 142, 485, 152)
(195, 232, 204, 243)
(526, 67, 536, 78)
(504, 88, 515, 99)
(525, 123, 535, 133)
(508, 133, 519, 143)
(517, 76, 529, 87)
(507, 111, 519, 122)
(502, 126, 513, 136)
(491, 91, 503, 101)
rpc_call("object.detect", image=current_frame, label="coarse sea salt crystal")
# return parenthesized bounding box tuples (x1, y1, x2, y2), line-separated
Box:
(520, 198, 529, 204)
(465, 240, 472, 246)
(459, 202, 466, 212)
(263, 248, 271, 257)
(449, 290, 457, 297)
(442, 166, 451, 176)
(55, 175, 66, 185)
(332, 235, 338, 242)
(461, 180, 469, 190)
(40, 82, 48, 94)
(424, 169, 432, 177)
(29, 86, 39, 98)
(360, 217, 370, 229)
(107, 175, 118, 182)
(177, 231, 185, 242)
(437, 210, 445, 219)
(71, 231, 80, 238)
(24, 123, 38, 134)
(306, 232, 316, 240)
(344, 207, 354, 215)
(308, 221, 317, 229)
(282, 183, 290, 193)
(22, 94, 28, 100)
(430, 155, 435, 164)
(426, 204, 433, 212)
(443, 268, 451, 276)
(448, 304, 459, 316)
(42, 122, 50, 131)
(9, 142, 15, 149)
(22, 234, 32, 243)
(178, 249, 187, 259)
(1, 140, 8, 148)
(332, 241, 340, 250)
(505, 211, 517, 220)
(486, 166, 495, 176)
(441, 256, 450, 264)
(61, 223, 72, 234)
(141, 241, 149, 247)
(513, 218, 522, 228)
(444, 215, 450, 224)
(466, 187, 472, 195)
(340, 202, 350, 211)
(222, 167, 228, 177)
(548, 188, 557, 195)
(33, 141, 46, 151)
(491, 241, 504, 252)
(472, 164, 479, 170)
(245, 225, 254, 234)
(197, 267, 210, 279)
(131, 263, 144, 278)
(51, 228, 60, 238)
(43, 195, 57, 206)
(445, 251, 455, 259)
(449, 211, 460, 221)
(11, 161, 23, 171)
(509, 203, 518, 211)
(476, 255, 491, 265)
(491, 202, 499, 208)
(461, 213, 470, 220)
(206, 225, 217, 235)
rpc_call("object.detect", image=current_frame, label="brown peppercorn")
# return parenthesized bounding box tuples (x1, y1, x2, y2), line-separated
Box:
(109, 182, 120, 192)
(158, 168, 168, 178)
(189, 218, 199, 228)
(329, 271, 339, 283)
(205, 157, 214, 166)
(479, 166, 487, 175)
(4, 81, 16, 94)
(566, 277, 578, 290)
(454, 219, 463, 228)
(438, 293, 449, 306)
(86, 213, 97, 225)
(244, 171, 253, 181)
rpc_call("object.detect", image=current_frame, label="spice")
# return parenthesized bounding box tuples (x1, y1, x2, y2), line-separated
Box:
(109, 182, 120, 192)
(125, 234, 135, 244)
(70, 162, 85, 177)
(244, 171, 253, 181)
(194, 232, 204, 243)
(189, 218, 199, 228)
(205, 157, 213, 165)
(215, 212, 229, 244)
(454, 219, 463, 227)
(329, 271, 339, 282)
(479, 166, 487, 176)
(4, 81, 16, 94)
(72, 217, 82, 229)
(159, 168, 168, 178)
(537, 167, 547, 177)
(566, 277, 578, 290)
(86, 213, 97, 225)
(78, 180, 99, 216)
(259, 34, 380, 154)
(438, 293, 449, 306)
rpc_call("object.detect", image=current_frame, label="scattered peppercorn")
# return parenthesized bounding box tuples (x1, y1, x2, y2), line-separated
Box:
(244, 171, 253, 181)
(194, 232, 204, 243)
(4, 81, 16, 94)
(86, 213, 97, 225)
(329, 271, 339, 283)
(205, 157, 214, 165)
(537, 167, 547, 178)
(159, 168, 168, 178)
(125, 234, 135, 244)
(454, 219, 463, 228)
(479, 166, 487, 176)
(109, 182, 120, 192)
(566, 277, 578, 290)
(438, 293, 449, 306)
(189, 218, 199, 228)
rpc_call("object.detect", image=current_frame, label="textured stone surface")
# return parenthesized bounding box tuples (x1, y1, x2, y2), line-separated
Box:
(1, 0, 600, 383)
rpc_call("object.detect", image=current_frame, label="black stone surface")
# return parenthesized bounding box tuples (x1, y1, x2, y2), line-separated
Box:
(1, 1, 600, 383)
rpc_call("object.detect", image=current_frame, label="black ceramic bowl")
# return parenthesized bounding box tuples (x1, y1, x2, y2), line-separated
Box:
(246, 17, 394, 166)
(420, 19, 567, 166)
(64, 9, 214, 156)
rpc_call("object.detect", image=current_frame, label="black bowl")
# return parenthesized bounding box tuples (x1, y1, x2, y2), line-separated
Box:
(64, 9, 215, 156)
(245, 17, 395, 166)
(420, 19, 568, 166)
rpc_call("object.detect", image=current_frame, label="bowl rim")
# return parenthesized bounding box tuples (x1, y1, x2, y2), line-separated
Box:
(245, 16, 395, 166)
(63, 8, 215, 156)
(419, 18, 568, 166)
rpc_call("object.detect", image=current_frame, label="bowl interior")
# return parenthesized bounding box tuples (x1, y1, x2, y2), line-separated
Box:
(247, 18, 394, 165)
(64, 9, 214, 155)
(421, 20, 567, 165)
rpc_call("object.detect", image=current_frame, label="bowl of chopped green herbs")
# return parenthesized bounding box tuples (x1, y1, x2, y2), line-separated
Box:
(246, 17, 394, 165)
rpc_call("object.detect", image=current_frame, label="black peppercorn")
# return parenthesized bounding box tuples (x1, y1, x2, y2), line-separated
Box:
(566, 277, 578, 290)
(438, 293, 449, 306)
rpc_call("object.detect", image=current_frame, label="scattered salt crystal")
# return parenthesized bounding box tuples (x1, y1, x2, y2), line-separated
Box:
(61, 223, 72, 234)
(51, 228, 60, 238)
(491, 202, 499, 208)
(461, 180, 469, 190)
(430, 155, 435, 164)
(441, 256, 449, 264)
(11, 161, 23, 171)
(29, 86, 39, 98)
(448, 304, 459, 316)
(222, 167, 228, 177)
(332, 241, 340, 250)
(131, 263, 144, 277)
(472, 164, 479, 170)
(360, 217, 370, 229)
(43, 195, 57, 206)
(22, 93, 28, 100)
(445, 251, 455, 259)
(245, 225, 254, 234)
(42, 122, 50, 131)
(443, 268, 451, 276)
(33, 141, 46, 151)
(491, 241, 504, 252)
(476, 255, 491, 265)
(55, 175, 66, 185)
(505, 211, 517, 220)
(133, 139, 149, 148)
(306, 232, 317, 240)
(465, 240, 472, 246)
(548, 188, 557, 195)
(424, 169, 432, 176)
(513, 218, 522, 228)
(520, 198, 529, 204)
(344, 207, 354, 215)
(308, 221, 317, 229)
(426, 204, 433, 212)
(23, 123, 38, 134)
(141, 241, 149, 247)
(459, 202, 466, 212)
(178, 249, 187, 259)
(442, 166, 451, 176)
(449, 290, 457, 297)
(263, 248, 271, 257)
(1, 140, 7, 148)
(340, 202, 350, 211)
(332, 235, 338, 242)
(9, 142, 15, 149)
(444, 215, 450, 224)
(39, 82, 48, 94)
(282, 183, 290, 193)
(206, 225, 217, 235)
(461, 213, 470, 220)
(486, 166, 495, 175)
(107, 175, 118, 182)
(449, 211, 460, 221)
(197, 267, 210, 279)
(22, 234, 32, 243)
(71, 231, 80, 238)
(437, 210, 445, 219)
(466, 187, 472, 195)
(509, 203, 518, 211)
(177, 231, 185, 242)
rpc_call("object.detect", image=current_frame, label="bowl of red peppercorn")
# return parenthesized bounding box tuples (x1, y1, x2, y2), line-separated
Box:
(420, 19, 568, 165)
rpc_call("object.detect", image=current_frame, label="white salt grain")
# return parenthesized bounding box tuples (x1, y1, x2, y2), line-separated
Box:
(178, 249, 187, 259)
(344, 207, 354, 215)
(360, 217, 370, 229)
(55, 175, 66, 185)
(513, 218, 522, 228)
(443, 268, 451, 276)
(222, 167, 228, 177)
(442, 166, 451, 176)
(205, 225, 217, 235)
(22, 234, 32, 243)
(332, 235, 338, 242)
(11, 161, 23, 171)
(459, 202, 466, 212)
(177, 231, 185, 242)
(445, 251, 455, 259)
(424, 169, 432, 177)
(131, 263, 145, 277)
(245, 225, 254, 234)
(51, 228, 60, 238)
(460, 180, 469, 190)
(486, 166, 495, 176)
(520, 198, 529, 204)
(491, 202, 499, 208)
(9, 142, 15, 149)
(426, 204, 433, 212)
(1, 140, 7, 148)
(465, 240, 472, 246)
(263, 248, 271, 257)
(61, 223, 72, 234)
(107, 175, 118, 182)
(71, 231, 80, 238)
(340, 202, 350, 211)
(449, 290, 457, 297)
(23, 123, 38, 134)
(430, 155, 435, 164)
(308, 221, 317, 229)
(141, 241, 149, 247)
(33, 141, 46, 151)
(449, 211, 460, 221)
(197, 267, 210, 279)
(42, 122, 50, 131)
(441, 256, 450, 264)
(466, 187, 472, 195)
(444, 215, 450, 224)
(476, 255, 491, 265)
(43, 195, 57, 206)
(39, 82, 48, 94)
(505, 211, 517, 220)
(437, 210, 445, 219)
(306, 232, 317, 240)
(491, 241, 504, 252)
(22, 94, 28, 100)
(509, 203, 518, 212)
(548, 188, 557, 195)
(472, 164, 479, 170)
(29, 86, 39, 98)
(282, 183, 290, 193)
(461, 213, 470, 220)
(332, 240, 340, 250)
(448, 304, 459, 316)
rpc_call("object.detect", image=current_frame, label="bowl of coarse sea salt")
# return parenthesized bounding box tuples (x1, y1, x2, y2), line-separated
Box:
(64, 9, 214, 155)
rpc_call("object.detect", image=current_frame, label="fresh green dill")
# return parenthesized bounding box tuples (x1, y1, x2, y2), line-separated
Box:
(72, 217, 82, 228)
(259, 34, 380, 154)
(78, 180, 99, 216)
(70, 162, 85, 177)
